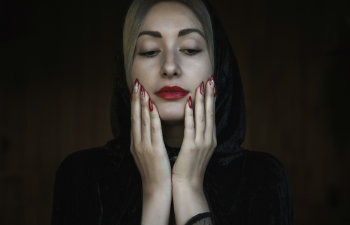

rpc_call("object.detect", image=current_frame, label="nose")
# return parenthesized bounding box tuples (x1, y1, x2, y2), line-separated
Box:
(161, 51, 181, 78)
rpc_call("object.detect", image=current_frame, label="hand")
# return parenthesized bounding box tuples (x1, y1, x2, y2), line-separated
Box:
(172, 76, 217, 190)
(130, 79, 172, 194)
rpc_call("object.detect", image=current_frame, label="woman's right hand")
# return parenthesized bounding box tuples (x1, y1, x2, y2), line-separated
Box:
(130, 79, 172, 225)
(130, 79, 172, 194)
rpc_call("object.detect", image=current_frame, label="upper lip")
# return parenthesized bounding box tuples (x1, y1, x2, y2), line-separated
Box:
(155, 86, 189, 93)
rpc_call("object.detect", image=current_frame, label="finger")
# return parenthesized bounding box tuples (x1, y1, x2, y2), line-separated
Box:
(204, 78, 215, 143)
(131, 79, 141, 144)
(130, 130, 138, 161)
(194, 81, 205, 143)
(130, 127, 144, 175)
(183, 95, 195, 144)
(149, 99, 164, 147)
(140, 85, 151, 146)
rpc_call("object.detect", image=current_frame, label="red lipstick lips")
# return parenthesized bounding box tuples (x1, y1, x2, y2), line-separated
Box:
(155, 86, 189, 100)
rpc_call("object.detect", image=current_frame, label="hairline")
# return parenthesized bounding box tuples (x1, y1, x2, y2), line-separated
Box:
(123, 0, 214, 90)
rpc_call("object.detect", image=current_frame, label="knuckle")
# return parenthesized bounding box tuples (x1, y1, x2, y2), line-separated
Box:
(145, 146, 158, 157)
(141, 146, 150, 154)
(141, 96, 148, 106)
(142, 117, 149, 127)
(130, 116, 137, 124)
(133, 96, 139, 103)
(190, 122, 195, 129)
(150, 112, 158, 120)
(203, 141, 211, 149)
(140, 98, 145, 106)
(135, 145, 149, 155)
(191, 141, 199, 150)
(186, 121, 195, 130)
(133, 145, 141, 154)
(207, 111, 215, 119)
(199, 115, 205, 123)
(151, 123, 158, 134)
(187, 108, 193, 116)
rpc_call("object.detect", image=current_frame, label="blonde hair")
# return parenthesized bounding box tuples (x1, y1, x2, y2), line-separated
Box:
(123, 0, 214, 90)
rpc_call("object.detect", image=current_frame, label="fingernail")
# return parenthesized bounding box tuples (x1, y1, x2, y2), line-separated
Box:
(210, 75, 215, 90)
(209, 74, 214, 81)
(141, 85, 145, 98)
(188, 96, 192, 109)
(214, 84, 217, 97)
(200, 81, 204, 95)
(134, 79, 139, 93)
(149, 98, 153, 111)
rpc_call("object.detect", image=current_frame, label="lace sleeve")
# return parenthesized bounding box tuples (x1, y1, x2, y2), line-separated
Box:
(184, 212, 214, 225)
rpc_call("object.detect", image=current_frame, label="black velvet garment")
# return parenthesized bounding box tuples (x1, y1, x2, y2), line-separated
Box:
(51, 1, 293, 224)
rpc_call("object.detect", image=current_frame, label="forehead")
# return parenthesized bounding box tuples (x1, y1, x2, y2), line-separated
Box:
(140, 2, 203, 33)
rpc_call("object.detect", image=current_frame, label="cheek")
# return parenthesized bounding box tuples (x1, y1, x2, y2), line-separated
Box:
(131, 58, 160, 85)
(180, 55, 212, 83)
(131, 58, 164, 97)
(131, 57, 159, 78)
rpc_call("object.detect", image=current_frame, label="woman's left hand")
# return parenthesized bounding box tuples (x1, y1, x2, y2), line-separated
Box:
(172, 76, 217, 190)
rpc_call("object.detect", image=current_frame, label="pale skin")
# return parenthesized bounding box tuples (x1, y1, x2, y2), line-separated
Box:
(129, 2, 217, 225)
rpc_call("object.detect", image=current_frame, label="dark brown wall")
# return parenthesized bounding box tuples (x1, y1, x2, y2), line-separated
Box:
(210, 1, 350, 224)
(1, 0, 349, 224)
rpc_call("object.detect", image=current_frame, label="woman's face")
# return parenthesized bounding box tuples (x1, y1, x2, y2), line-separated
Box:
(131, 2, 213, 123)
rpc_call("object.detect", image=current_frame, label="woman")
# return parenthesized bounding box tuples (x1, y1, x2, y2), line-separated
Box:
(51, 0, 293, 224)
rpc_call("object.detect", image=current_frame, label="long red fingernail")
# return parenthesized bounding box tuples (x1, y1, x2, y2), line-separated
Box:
(200, 81, 204, 95)
(130, 79, 139, 101)
(214, 84, 217, 97)
(149, 98, 153, 111)
(210, 75, 215, 89)
(134, 79, 139, 93)
(188, 96, 192, 109)
(141, 85, 145, 98)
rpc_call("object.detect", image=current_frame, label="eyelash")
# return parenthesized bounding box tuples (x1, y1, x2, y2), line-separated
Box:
(181, 49, 202, 55)
(139, 50, 160, 57)
(139, 49, 202, 57)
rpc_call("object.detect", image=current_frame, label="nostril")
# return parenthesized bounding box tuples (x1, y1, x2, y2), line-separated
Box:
(163, 72, 178, 76)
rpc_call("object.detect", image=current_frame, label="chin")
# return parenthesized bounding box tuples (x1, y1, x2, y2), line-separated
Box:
(157, 104, 185, 123)
(160, 115, 185, 125)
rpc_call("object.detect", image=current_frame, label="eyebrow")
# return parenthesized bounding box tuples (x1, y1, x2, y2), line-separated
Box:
(178, 28, 204, 38)
(138, 28, 205, 38)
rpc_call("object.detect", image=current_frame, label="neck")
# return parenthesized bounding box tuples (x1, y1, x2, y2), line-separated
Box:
(161, 120, 184, 148)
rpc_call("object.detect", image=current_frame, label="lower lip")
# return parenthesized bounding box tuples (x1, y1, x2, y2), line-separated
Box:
(155, 92, 189, 100)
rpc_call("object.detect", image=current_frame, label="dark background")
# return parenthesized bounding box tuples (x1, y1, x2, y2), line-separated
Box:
(1, 0, 349, 224)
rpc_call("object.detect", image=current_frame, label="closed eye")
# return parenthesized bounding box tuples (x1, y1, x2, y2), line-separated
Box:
(139, 50, 160, 57)
(181, 49, 202, 55)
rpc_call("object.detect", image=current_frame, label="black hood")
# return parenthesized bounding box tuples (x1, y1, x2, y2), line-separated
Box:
(109, 0, 246, 166)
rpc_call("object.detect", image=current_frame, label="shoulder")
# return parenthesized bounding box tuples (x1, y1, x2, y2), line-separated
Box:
(239, 150, 293, 224)
(242, 150, 290, 187)
(55, 143, 125, 180)
(244, 150, 286, 171)
(57, 147, 104, 172)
